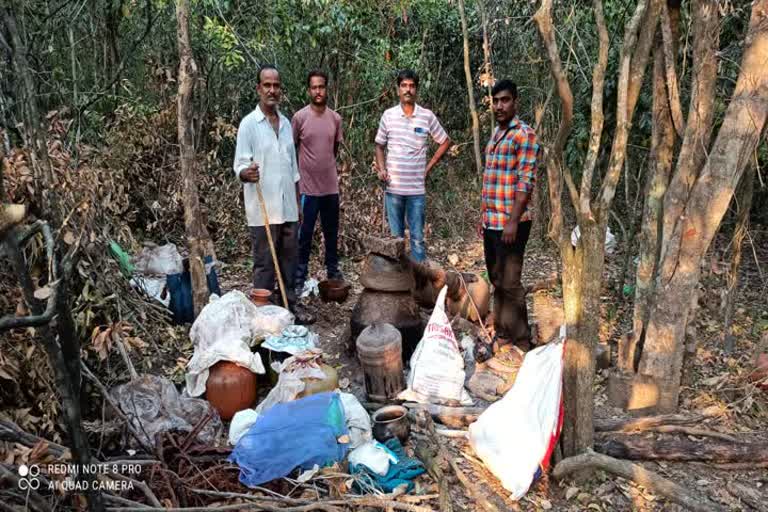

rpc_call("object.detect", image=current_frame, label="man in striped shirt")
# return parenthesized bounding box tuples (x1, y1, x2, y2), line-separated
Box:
(481, 79, 539, 351)
(374, 69, 451, 262)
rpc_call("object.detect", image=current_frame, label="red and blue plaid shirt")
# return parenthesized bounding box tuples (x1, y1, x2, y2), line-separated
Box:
(481, 116, 539, 230)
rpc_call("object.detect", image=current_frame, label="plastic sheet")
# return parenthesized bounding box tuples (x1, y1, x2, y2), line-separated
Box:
(229, 392, 349, 488)
(111, 374, 222, 448)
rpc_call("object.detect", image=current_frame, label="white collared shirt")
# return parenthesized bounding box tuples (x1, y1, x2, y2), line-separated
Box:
(233, 105, 300, 226)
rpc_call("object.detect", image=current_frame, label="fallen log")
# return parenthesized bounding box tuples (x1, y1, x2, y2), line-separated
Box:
(552, 451, 723, 512)
(413, 410, 454, 512)
(596, 435, 768, 463)
(449, 458, 503, 512)
(726, 481, 767, 512)
(0, 419, 69, 458)
(594, 413, 704, 432)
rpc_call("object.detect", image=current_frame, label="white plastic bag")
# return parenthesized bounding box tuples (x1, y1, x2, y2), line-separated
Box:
(339, 392, 372, 449)
(229, 409, 259, 445)
(399, 286, 473, 405)
(348, 440, 397, 476)
(468, 334, 565, 500)
(571, 225, 617, 254)
(190, 291, 292, 350)
(132, 243, 184, 276)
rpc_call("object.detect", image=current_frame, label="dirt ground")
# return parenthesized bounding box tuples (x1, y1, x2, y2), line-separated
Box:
(209, 229, 768, 511)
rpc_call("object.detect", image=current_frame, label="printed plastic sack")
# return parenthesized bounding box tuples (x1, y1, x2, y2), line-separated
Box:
(468, 334, 565, 500)
(229, 392, 349, 487)
(398, 286, 473, 405)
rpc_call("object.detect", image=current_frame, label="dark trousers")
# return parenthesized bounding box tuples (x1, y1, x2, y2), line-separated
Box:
(483, 221, 532, 344)
(296, 194, 340, 282)
(249, 222, 297, 308)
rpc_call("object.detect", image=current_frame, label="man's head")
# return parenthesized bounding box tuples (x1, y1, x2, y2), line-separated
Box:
(491, 80, 518, 125)
(307, 69, 328, 107)
(257, 64, 281, 110)
(396, 69, 419, 106)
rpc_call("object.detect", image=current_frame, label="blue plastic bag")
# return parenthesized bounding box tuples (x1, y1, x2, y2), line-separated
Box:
(167, 255, 221, 324)
(228, 392, 349, 487)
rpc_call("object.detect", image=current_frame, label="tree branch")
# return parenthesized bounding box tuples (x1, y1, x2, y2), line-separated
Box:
(579, 0, 609, 216)
(598, 0, 649, 217)
(660, 0, 685, 137)
(533, 0, 575, 244)
(553, 451, 723, 512)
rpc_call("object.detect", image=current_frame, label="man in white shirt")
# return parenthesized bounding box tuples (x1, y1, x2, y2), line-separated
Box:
(233, 65, 304, 316)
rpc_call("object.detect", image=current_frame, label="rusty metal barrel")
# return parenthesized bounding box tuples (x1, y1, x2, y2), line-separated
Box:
(356, 323, 405, 402)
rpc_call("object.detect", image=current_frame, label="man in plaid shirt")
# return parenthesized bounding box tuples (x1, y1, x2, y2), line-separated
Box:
(481, 80, 539, 351)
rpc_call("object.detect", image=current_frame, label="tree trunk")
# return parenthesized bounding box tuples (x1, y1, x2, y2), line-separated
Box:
(560, 222, 603, 456)
(597, 435, 768, 463)
(622, 15, 677, 371)
(478, 0, 493, 138)
(639, 0, 768, 411)
(176, 0, 212, 318)
(457, 0, 482, 175)
(723, 166, 755, 353)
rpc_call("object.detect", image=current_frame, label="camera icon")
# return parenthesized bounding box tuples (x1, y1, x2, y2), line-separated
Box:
(18, 464, 41, 490)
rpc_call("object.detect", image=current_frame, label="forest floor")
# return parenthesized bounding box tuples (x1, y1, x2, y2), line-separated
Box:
(202, 226, 768, 511)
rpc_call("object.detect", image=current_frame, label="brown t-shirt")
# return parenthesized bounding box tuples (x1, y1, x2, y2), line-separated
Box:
(291, 105, 344, 196)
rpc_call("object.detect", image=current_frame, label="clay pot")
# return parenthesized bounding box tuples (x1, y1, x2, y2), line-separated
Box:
(372, 405, 410, 444)
(298, 363, 339, 398)
(350, 290, 423, 361)
(748, 352, 768, 390)
(249, 288, 272, 306)
(447, 274, 490, 322)
(205, 361, 258, 420)
(360, 254, 414, 292)
(318, 279, 351, 303)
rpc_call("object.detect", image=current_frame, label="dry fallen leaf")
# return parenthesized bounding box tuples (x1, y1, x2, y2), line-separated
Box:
(566, 487, 580, 500)
(63, 230, 76, 245)
(33, 286, 51, 300)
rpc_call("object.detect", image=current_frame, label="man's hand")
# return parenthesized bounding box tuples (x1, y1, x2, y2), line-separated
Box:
(372, 159, 389, 184)
(502, 219, 519, 245)
(476, 221, 484, 239)
(240, 162, 260, 183)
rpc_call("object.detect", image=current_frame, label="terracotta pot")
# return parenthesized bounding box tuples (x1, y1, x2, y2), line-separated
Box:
(205, 361, 258, 420)
(360, 254, 414, 292)
(318, 279, 351, 303)
(372, 405, 410, 444)
(249, 288, 272, 306)
(447, 274, 490, 322)
(748, 352, 768, 390)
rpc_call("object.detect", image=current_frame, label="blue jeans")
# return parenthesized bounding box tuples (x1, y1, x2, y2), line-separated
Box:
(385, 193, 426, 262)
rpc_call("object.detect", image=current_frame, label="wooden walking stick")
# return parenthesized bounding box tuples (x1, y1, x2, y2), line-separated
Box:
(253, 173, 289, 309)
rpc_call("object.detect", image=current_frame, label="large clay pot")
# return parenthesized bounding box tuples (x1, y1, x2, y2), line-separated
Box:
(447, 275, 490, 322)
(360, 254, 414, 292)
(205, 361, 258, 420)
(298, 364, 339, 398)
(350, 290, 423, 361)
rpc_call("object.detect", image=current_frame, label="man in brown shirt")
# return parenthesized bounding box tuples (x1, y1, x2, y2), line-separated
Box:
(292, 70, 344, 293)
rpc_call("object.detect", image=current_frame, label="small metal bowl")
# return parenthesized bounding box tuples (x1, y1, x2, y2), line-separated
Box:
(318, 279, 351, 303)
(372, 405, 410, 444)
